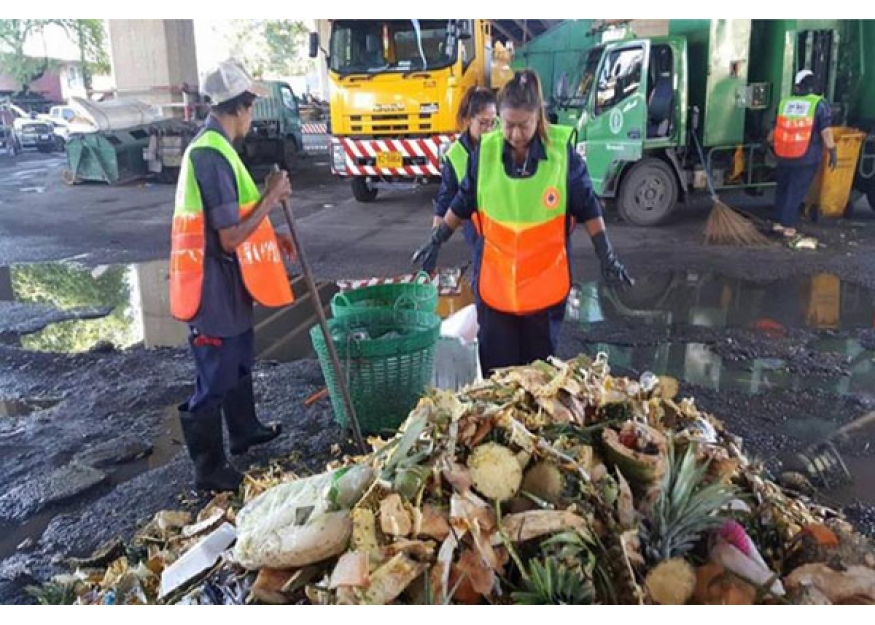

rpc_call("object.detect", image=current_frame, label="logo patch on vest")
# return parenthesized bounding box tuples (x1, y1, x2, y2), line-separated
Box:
(542, 187, 561, 210)
(783, 101, 812, 116)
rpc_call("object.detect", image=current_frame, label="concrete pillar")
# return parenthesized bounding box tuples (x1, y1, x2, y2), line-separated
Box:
(314, 19, 332, 100)
(135, 261, 188, 349)
(107, 20, 198, 114)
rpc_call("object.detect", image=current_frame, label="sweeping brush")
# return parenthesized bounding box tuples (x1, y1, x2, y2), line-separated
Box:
(689, 109, 770, 246)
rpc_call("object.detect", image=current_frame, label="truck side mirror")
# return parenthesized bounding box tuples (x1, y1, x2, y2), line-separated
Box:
(458, 20, 473, 40)
(309, 32, 319, 59)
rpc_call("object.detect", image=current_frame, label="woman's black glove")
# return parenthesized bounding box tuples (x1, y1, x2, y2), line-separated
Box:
(412, 222, 454, 272)
(592, 231, 634, 287)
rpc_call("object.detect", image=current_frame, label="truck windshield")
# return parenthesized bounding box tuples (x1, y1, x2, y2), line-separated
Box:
(573, 47, 603, 109)
(329, 20, 456, 75)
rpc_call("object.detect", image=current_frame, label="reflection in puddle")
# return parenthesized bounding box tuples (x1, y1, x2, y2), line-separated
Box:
(567, 271, 875, 396)
(0, 260, 339, 361)
(570, 271, 875, 332)
(581, 340, 875, 397)
(0, 262, 171, 353)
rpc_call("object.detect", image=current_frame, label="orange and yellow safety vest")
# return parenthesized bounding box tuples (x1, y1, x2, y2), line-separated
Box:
(169, 130, 293, 321)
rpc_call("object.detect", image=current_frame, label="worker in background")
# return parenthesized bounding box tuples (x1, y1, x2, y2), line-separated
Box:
(169, 59, 297, 492)
(413, 69, 633, 376)
(428, 86, 498, 290)
(770, 69, 836, 239)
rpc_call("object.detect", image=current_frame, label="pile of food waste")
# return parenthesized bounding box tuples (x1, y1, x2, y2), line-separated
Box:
(31, 354, 875, 605)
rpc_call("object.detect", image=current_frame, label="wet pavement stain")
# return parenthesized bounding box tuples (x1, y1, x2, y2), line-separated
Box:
(0, 398, 60, 418)
(0, 407, 185, 561)
(0, 261, 340, 563)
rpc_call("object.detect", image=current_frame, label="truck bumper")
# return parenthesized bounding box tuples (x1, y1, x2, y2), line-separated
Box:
(330, 135, 455, 178)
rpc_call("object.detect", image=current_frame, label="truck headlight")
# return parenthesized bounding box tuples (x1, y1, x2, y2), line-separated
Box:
(332, 144, 346, 172)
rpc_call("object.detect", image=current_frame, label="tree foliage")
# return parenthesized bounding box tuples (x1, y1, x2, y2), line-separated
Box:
(224, 20, 311, 78)
(0, 19, 108, 92)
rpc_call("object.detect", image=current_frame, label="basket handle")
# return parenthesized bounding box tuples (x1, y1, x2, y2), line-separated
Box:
(413, 271, 432, 285)
(394, 293, 418, 311)
(332, 292, 351, 309)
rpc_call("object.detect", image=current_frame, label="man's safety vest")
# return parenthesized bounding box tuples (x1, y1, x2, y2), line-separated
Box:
(774, 94, 823, 159)
(169, 130, 293, 321)
(476, 125, 572, 314)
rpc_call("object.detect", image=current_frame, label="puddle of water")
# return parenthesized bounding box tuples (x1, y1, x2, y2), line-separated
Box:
(0, 511, 56, 561)
(0, 398, 60, 417)
(584, 340, 875, 397)
(1, 260, 338, 361)
(567, 270, 875, 396)
(567, 271, 875, 505)
(109, 405, 184, 486)
(830, 455, 875, 506)
(569, 271, 875, 332)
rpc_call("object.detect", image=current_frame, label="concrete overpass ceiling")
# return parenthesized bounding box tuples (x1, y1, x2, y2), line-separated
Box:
(490, 20, 563, 47)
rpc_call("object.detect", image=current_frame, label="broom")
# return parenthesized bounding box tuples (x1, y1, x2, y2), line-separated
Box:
(689, 109, 770, 246)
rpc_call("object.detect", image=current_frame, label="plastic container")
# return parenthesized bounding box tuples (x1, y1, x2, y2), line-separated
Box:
(806, 126, 866, 218)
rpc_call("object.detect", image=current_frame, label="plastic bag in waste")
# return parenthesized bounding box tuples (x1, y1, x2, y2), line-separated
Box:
(233, 465, 374, 570)
(440, 304, 478, 345)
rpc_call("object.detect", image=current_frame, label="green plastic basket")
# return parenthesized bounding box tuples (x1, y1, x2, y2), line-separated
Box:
(331, 271, 438, 318)
(310, 308, 441, 435)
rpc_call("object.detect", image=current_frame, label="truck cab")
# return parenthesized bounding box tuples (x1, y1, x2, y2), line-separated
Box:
(570, 37, 689, 226)
(244, 80, 305, 170)
(314, 19, 510, 202)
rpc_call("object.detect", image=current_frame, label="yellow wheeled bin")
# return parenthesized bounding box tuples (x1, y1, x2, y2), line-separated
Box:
(805, 126, 866, 218)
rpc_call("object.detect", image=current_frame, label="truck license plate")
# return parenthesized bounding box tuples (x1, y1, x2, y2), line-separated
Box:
(376, 152, 403, 169)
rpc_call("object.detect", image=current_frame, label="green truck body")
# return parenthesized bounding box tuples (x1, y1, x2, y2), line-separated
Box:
(538, 19, 875, 225)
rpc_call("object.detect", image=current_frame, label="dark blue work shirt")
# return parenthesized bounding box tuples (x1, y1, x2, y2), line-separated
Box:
(434, 131, 478, 248)
(187, 115, 254, 337)
(449, 132, 604, 224)
(783, 98, 832, 167)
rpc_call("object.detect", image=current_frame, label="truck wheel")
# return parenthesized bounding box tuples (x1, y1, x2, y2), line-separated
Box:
(351, 177, 378, 202)
(616, 158, 678, 226)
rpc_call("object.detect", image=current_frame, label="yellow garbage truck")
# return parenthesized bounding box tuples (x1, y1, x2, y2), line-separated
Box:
(310, 19, 512, 202)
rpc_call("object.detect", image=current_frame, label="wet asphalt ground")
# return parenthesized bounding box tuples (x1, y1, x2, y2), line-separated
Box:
(1, 147, 875, 603)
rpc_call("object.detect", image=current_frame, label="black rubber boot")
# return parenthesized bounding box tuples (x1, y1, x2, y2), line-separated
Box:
(222, 375, 282, 456)
(178, 402, 243, 492)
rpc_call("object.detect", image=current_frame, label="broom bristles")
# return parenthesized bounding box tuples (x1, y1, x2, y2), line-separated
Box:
(703, 198, 771, 246)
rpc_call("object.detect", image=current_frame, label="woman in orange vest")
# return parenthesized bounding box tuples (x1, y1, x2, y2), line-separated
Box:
(770, 69, 837, 239)
(169, 59, 297, 492)
(413, 69, 633, 375)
